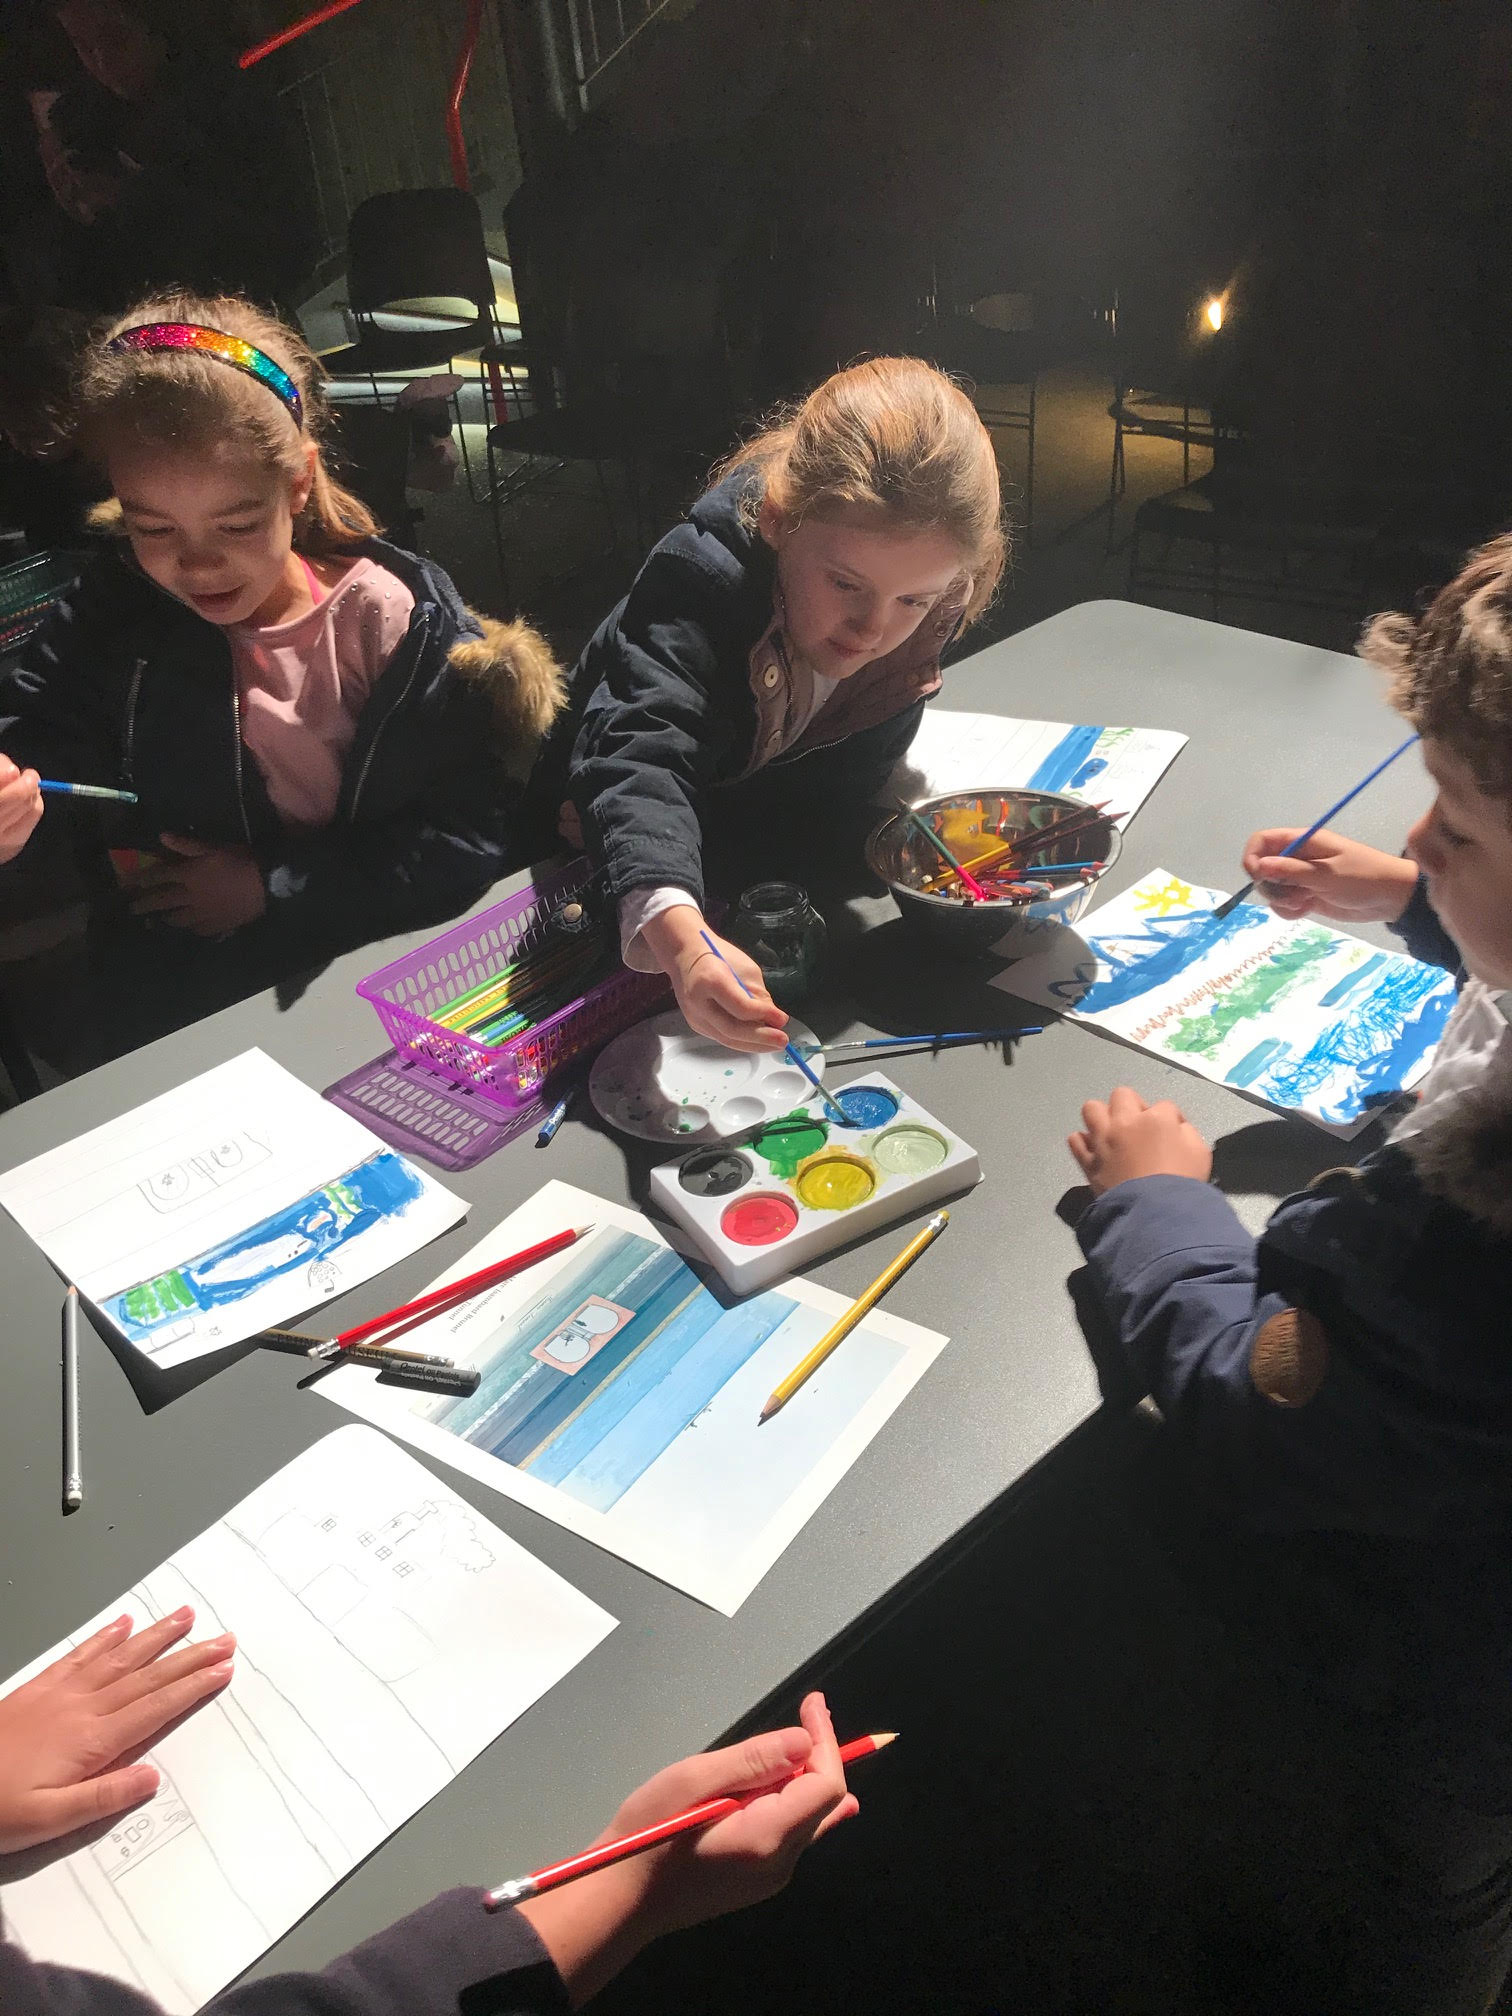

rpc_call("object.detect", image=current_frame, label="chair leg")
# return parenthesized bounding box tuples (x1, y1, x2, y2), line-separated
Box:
(485, 429, 514, 611)
(593, 460, 618, 554)
(454, 387, 484, 505)
(1023, 374, 1038, 548)
(0, 986, 42, 1102)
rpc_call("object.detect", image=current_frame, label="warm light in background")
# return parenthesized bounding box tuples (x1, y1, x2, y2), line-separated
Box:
(1204, 296, 1225, 332)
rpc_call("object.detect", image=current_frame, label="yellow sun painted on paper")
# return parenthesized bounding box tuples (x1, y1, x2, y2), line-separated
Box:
(1133, 876, 1195, 916)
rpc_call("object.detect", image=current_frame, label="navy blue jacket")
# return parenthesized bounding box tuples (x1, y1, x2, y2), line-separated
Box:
(525, 470, 965, 907)
(0, 1891, 567, 2016)
(1075, 879, 1511, 1538)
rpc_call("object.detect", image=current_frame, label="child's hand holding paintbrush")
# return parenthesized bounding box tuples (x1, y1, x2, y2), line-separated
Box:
(642, 906, 789, 1053)
(1239, 826, 1421, 925)
(0, 754, 43, 862)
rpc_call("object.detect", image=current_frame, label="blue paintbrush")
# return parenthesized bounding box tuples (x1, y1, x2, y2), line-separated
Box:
(1213, 733, 1420, 920)
(39, 779, 138, 803)
(697, 929, 848, 1124)
(800, 1027, 1045, 1058)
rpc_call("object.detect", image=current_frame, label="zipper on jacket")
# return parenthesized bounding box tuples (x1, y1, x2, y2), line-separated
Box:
(229, 685, 253, 844)
(348, 625, 428, 821)
(122, 658, 146, 790)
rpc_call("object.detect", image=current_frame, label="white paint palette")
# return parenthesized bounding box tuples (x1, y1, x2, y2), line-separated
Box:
(588, 1009, 828, 1144)
(650, 1074, 981, 1294)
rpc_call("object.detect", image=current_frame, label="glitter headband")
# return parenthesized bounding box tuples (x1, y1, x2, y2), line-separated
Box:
(106, 323, 303, 427)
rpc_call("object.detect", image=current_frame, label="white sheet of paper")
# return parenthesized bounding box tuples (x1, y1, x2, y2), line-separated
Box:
(0, 1426, 615, 2012)
(0, 1050, 465, 1368)
(323, 1181, 950, 1615)
(888, 709, 1187, 825)
(999, 869, 1457, 1135)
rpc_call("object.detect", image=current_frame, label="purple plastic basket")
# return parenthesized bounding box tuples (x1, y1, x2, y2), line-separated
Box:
(355, 859, 670, 1113)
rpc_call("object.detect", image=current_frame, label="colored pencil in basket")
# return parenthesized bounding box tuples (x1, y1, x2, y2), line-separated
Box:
(332, 1223, 595, 1353)
(483, 1732, 897, 1909)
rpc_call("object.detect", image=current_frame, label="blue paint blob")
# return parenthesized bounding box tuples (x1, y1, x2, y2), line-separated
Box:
(1226, 1036, 1288, 1088)
(834, 1085, 900, 1130)
(1318, 952, 1387, 1008)
(1028, 724, 1103, 791)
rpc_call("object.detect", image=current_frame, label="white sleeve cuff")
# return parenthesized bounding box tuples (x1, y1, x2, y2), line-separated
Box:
(619, 887, 700, 971)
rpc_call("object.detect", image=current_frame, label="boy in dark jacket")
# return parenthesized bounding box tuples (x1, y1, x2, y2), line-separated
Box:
(1068, 537, 1512, 2015)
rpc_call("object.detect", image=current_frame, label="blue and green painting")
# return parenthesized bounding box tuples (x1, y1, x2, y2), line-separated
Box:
(104, 1150, 426, 1347)
(1065, 896, 1455, 1127)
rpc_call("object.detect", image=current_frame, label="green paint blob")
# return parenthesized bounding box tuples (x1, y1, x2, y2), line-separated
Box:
(1167, 927, 1335, 1060)
(751, 1110, 828, 1178)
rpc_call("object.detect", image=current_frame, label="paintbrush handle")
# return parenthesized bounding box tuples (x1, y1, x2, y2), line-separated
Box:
(696, 929, 847, 1124)
(1214, 733, 1420, 920)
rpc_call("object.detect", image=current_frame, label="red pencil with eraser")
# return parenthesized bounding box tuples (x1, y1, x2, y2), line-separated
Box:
(482, 1732, 897, 1909)
(335, 1223, 594, 1352)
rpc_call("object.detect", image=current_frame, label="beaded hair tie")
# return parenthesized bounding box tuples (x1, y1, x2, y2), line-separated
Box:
(106, 323, 303, 427)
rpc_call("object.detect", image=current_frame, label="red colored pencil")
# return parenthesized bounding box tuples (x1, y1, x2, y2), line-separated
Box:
(482, 1733, 897, 1910)
(335, 1224, 594, 1352)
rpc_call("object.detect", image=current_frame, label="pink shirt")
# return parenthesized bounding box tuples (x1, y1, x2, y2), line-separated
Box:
(228, 557, 415, 828)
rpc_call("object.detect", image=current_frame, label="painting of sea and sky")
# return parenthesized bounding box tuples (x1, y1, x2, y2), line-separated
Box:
(325, 1182, 948, 1613)
(1002, 869, 1456, 1135)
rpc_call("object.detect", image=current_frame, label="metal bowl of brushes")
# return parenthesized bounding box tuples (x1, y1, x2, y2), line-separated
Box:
(866, 789, 1123, 956)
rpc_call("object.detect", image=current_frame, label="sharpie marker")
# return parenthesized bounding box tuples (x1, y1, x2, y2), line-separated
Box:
(537, 1093, 572, 1146)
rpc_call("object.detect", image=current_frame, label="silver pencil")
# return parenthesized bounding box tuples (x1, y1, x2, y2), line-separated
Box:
(62, 1286, 82, 1511)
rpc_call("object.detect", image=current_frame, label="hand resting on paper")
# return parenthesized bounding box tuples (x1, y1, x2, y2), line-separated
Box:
(639, 907, 789, 1054)
(518, 1690, 857, 2006)
(0, 1609, 234, 1855)
(1069, 1086, 1213, 1197)
(126, 834, 267, 935)
(1240, 826, 1420, 924)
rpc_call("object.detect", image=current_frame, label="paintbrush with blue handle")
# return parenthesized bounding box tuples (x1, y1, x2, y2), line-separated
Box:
(696, 928, 848, 1124)
(1213, 733, 1420, 920)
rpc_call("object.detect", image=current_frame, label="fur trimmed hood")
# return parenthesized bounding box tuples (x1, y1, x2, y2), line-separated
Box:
(1393, 1032, 1512, 1237)
(1387, 979, 1512, 1238)
(450, 612, 565, 779)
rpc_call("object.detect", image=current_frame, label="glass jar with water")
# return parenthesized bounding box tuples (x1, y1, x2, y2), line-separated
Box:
(725, 882, 827, 1007)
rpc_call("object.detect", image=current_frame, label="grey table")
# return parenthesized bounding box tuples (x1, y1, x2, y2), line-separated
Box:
(0, 599, 1434, 1982)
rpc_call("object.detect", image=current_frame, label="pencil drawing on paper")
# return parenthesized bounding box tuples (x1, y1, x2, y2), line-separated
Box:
(139, 1133, 272, 1212)
(2, 1429, 614, 2016)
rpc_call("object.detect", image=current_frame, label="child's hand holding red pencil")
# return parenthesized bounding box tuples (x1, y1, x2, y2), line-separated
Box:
(516, 1692, 858, 2002)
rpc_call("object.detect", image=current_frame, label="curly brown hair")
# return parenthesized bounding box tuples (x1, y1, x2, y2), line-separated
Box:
(73, 290, 377, 556)
(714, 357, 1008, 625)
(1359, 533, 1512, 806)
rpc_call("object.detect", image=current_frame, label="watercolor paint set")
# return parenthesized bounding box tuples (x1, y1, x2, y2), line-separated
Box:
(649, 1074, 980, 1293)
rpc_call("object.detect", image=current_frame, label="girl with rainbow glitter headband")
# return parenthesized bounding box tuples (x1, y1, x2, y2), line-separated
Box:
(0, 291, 563, 1056)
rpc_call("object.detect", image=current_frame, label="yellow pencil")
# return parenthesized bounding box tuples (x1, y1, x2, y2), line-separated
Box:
(758, 1209, 950, 1423)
